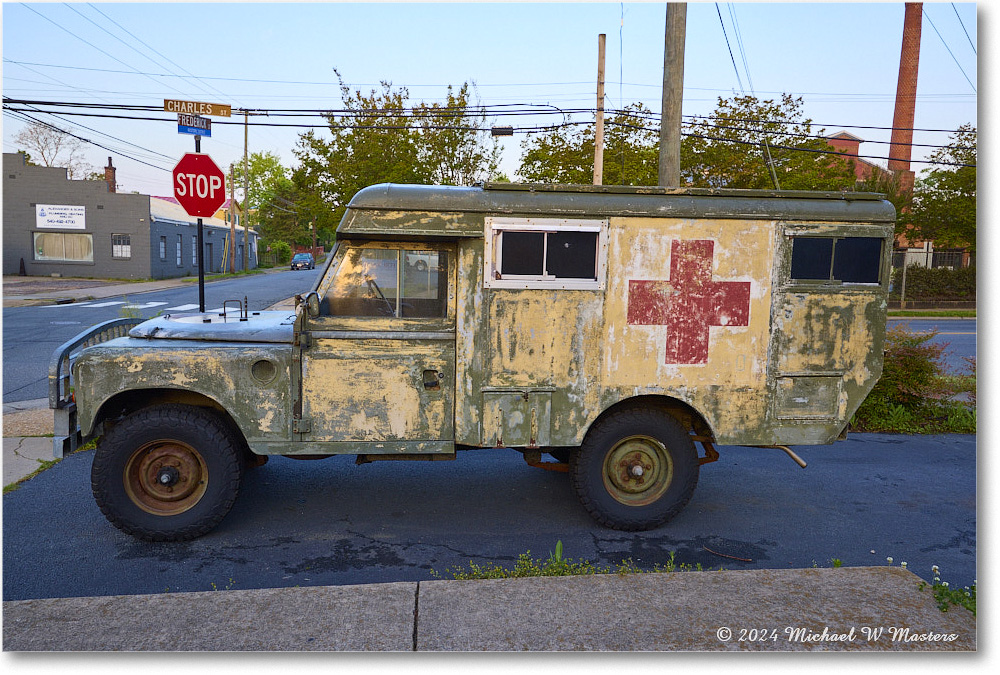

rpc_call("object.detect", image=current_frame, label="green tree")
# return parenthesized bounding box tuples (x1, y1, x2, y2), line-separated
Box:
(854, 168, 912, 239)
(681, 94, 857, 190)
(295, 72, 420, 225)
(518, 103, 659, 185)
(296, 72, 500, 226)
(908, 124, 976, 252)
(228, 151, 289, 230)
(413, 83, 501, 185)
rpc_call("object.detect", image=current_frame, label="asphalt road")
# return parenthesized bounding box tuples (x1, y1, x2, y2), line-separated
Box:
(2, 267, 323, 403)
(3, 433, 975, 601)
(887, 318, 976, 374)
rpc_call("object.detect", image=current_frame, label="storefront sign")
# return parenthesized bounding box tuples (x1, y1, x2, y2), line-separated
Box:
(36, 204, 86, 230)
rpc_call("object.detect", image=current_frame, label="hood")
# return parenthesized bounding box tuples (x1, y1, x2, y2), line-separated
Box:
(128, 310, 296, 343)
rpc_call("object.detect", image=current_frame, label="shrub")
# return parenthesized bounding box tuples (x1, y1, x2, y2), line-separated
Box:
(891, 265, 976, 301)
(264, 240, 292, 265)
(852, 326, 975, 433)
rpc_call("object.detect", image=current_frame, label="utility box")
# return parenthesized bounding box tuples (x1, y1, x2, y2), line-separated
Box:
(52, 183, 895, 541)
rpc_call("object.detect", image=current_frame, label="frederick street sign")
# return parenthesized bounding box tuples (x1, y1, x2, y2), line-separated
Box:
(177, 113, 211, 137)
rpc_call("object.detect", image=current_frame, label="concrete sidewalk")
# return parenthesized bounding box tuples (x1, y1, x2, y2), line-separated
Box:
(2, 567, 975, 651)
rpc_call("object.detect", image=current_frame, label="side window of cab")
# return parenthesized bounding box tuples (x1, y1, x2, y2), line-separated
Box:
(322, 245, 450, 318)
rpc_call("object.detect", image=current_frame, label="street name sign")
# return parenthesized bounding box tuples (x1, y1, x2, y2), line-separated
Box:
(172, 153, 227, 218)
(178, 113, 212, 137)
(164, 99, 232, 118)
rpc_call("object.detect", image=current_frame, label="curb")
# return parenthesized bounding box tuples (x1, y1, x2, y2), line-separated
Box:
(1, 568, 976, 651)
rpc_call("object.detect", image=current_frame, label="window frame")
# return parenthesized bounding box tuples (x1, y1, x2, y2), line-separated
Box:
(318, 242, 454, 321)
(484, 216, 608, 290)
(32, 231, 94, 263)
(786, 233, 886, 287)
(111, 233, 131, 260)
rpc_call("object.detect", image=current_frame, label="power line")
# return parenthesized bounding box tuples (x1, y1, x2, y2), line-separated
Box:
(19, 3, 189, 98)
(85, 3, 233, 103)
(951, 3, 976, 55)
(924, 8, 976, 93)
(3, 109, 172, 172)
(715, 3, 745, 92)
(2, 98, 976, 168)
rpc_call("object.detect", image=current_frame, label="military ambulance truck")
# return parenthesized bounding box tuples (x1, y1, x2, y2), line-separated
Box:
(51, 183, 895, 541)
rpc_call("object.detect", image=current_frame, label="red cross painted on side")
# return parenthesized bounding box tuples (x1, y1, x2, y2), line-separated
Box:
(627, 239, 751, 365)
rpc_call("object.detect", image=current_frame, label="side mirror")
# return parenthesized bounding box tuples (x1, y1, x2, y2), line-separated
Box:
(304, 291, 321, 318)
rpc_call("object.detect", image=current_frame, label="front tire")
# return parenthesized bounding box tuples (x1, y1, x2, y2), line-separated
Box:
(571, 407, 698, 530)
(91, 404, 243, 541)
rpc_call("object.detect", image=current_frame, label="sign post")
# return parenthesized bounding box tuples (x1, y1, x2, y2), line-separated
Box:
(167, 99, 230, 312)
(172, 152, 227, 312)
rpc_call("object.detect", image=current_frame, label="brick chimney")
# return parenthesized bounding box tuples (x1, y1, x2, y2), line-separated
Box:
(889, 2, 922, 194)
(104, 156, 117, 193)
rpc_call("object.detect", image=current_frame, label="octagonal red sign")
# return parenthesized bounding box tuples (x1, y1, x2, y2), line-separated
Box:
(172, 153, 226, 218)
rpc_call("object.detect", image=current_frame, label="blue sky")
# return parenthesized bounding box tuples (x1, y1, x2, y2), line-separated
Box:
(1, 2, 980, 196)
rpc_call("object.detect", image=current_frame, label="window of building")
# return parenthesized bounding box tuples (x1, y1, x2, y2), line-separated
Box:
(485, 217, 607, 290)
(192, 238, 197, 266)
(176, 235, 183, 266)
(111, 234, 131, 260)
(324, 246, 449, 318)
(33, 232, 94, 262)
(790, 236, 883, 284)
(159, 236, 167, 261)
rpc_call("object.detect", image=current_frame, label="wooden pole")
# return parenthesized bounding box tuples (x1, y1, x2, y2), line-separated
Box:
(593, 33, 606, 185)
(658, 3, 686, 187)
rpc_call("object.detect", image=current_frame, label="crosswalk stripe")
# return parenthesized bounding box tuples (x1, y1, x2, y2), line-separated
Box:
(165, 304, 200, 312)
(80, 301, 126, 308)
(122, 301, 168, 310)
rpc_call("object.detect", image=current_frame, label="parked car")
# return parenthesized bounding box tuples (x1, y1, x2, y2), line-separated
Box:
(290, 253, 315, 270)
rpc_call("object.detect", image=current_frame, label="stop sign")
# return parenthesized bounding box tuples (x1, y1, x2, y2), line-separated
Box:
(172, 153, 226, 218)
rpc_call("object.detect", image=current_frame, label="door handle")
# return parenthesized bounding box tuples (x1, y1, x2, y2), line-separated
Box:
(422, 369, 443, 390)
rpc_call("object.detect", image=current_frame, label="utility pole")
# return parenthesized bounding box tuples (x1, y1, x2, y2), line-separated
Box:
(228, 162, 236, 274)
(243, 110, 250, 271)
(593, 33, 606, 185)
(658, 3, 687, 187)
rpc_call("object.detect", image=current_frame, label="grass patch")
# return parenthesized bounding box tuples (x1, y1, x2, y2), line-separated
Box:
(434, 543, 975, 616)
(432, 541, 704, 580)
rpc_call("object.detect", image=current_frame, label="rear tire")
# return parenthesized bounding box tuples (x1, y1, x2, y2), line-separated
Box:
(91, 404, 242, 541)
(570, 407, 698, 530)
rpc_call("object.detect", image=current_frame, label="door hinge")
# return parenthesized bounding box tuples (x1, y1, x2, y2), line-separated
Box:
(293, 417, 311, 434)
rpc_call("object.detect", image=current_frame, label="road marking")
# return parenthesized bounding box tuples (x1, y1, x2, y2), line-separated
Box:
(79, 301, 126, 308)
(165, 304, 200, 312)
(122, 301, 168, 310)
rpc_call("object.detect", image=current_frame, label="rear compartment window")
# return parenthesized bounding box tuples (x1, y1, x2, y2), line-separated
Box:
(486, 217, 606, 290)
(790, 236, 882, 284)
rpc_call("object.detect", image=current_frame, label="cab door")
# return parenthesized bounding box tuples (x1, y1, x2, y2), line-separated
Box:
(299, 242, 456, 453)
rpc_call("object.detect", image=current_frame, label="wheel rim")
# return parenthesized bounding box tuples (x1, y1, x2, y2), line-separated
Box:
(124, 440, 209, 516)
(602, 435, 673, 506)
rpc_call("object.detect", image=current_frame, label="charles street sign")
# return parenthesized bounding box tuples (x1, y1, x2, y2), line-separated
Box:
(164, 99, 232, 118)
